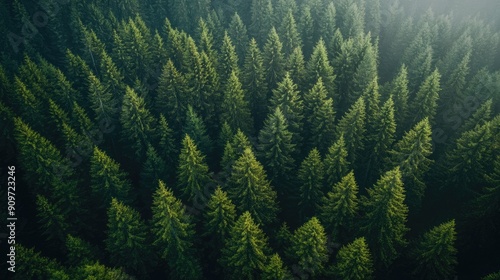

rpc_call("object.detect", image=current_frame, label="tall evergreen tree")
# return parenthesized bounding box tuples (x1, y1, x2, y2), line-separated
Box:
(227, 148, 278, 225)
(221, 71, 254, 135)
(320, 171, 359, 242)
(88, 73, 118, 126)
(360, 167, 409, 267)
(157, 114, 177, 176)
(306, 39, 336, 100)
(336, 97, 366, 166)
(263, 27, 285, 91)
(151, 181, 202, 279)
(36, 195, 70, 243)
(297, 148, 324, 219)
(220, 129, 253, 180)
(105, 198, 153, 275)
(177, 134, 212, 203)
(409, 69, 441, 126)
(250, 0, 274, 44)
(388, 64, 410, 131)
(228, 13, 249, 63)
(411, 220, 457, 280)
(140, 144, 167, 204)
(334, 237, 374, 280)
(324, 134, 351, 187)
(261, 253, 292, 280)
(286, 47, 306, 91)
(279, 10, 302, 58)
(289, 217, 328, 277)
(221, 211, 270, 279)
(220, 32, 240, 85)
(183, 105, 213, 156)
(204, 186, 237, 248)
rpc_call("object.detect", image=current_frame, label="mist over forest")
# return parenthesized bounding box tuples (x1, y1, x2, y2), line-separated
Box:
(1, 0, 499, 279)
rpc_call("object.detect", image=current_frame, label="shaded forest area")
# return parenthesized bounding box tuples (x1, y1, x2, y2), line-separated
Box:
(1, 0, 500, 279)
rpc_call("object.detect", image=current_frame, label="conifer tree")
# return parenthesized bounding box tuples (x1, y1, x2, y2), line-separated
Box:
(324, 134, 351, 187)
(334, 237, 374, 280)
(320, 2, 337, 45)
(389, 118, 433, 210)
(306, 39, 336, 99)
(196, 18, 218, 67)
(151, 181, 202, 280)
(460, 98, 493, 134)
(220, 129, 253, 179)
(269, 72, 304, 147)
(65, 49, 93, 101)
(227, 148, 278, 225)
(353, 42, 378, 102)
(65, 234, 100, 266)
(298, 5, 314, 57)
(286, 47, 306, 91)
(279, 10, 302, 58)
(409, 69, 441, 125)
(258, 107, 296, 183)
(88, 73, 117, 126)
(220, 32, 240, 84)
(16, 244, 70, 279)
(360, 167, 409, 267)
(177, 134, 212, 203)
(157, 114, 177, 173)
(320, 171, 359, 242)
(191, 50, 220, 128)
(336, 97, 366, 166)
(183, 105, 213, 156)
(90, 147, 132, 208)
(221, 211, 270, 279)
(411, 220, 457, 279)
(36, 195, 70, 243)
(250, 0, 274, 44)
(99, 50, 126, 101)
(120, 86, 156, 158)
(290, 217, 328, 277)
(261, 253, 292, 280)
(140, 144, 167, 204)
(228, 13, 249, 63)
(204, 186, 237, 249)
(263, 27, 285, 91)
(388, 64, 410, 130)
(221, 71, 254, 135)
(298, 148, 324, 218)
(341, 2, 365, 39)
(242, 38, 268, 128)
(105, 198, 153, 275)
(303, 77, 336, 153)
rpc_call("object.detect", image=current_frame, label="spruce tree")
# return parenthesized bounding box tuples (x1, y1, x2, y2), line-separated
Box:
(290, 217, 328, 277)
(389, 118, 433, 210)
(204, 186, 237, 254)
(334, 237, 374, 280)
(221, 71, 254, 135)
(36, 195, 70, 243)
(298, 5, 314, 57)
(279, 10, 302, 58)
(298, 148, 324, 219)
(151, 181, 202, 280)
(183, 105, 213, 156)
(88, 73, 118, 126)
(220, 129, 253, 180)
(250, 0, 274, 44)
(177, 134, 212, 203)
(306, 39, 336, 100)
(320, 171, 359, 242)
(261, 253, 292, 280)
(219, 32, 240, 85)
(227, 148, 278, 225)
(221, 211, 270, 279)
(258, 107, 296, 183)
(228, 12, 249, 63)
(286, 47, 306, 91)
(388, 64, 410, 131)
(336, 97, 366, 166)
(140, 144, 167, 204)
(263, 27, 285, 91)
(90, 147, 133, 208)
(411, 220, 457, 280)
(324, 134, 351, 187)
(360, 167, 409, 267)
(65, 234, 100, 266)
(303, 77, 336, 153)
(409, 69, 441, 125)
(105, 198, 153, 275)
(157, 114, 177, 174)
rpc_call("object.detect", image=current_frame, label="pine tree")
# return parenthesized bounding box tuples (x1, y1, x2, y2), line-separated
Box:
(336, 97, 366, 166)
(177, 134, 212, 203)
(279, 10, 302, 58)
(269, 72, 304, 147)
(389, 118, 433, 210)
(263, 27, 285, 91)
(88, 73, 117, 126)
(90, 147, 132, 208)
(221, 211, 270, 279)
(140, 144, 167, 204)
(157, 114, 177, 175)
(250, 0, 274, 44)
(221, 71, 254, 135)
(204, 186, 237, 250)
(228, 13, 249, 63)
(298, 5, 314, 57)
(196, 17, 218, 67)
(411, 220, 457, 279)
(16, 244, 70, 279)
(75, 261, 133, 279)
(341, 2, 365, 39)
(460, 98, 493, 134)
(242, 38, 268, 128)
(320, 171, 359, 242)
(388, 64, 410, 130)
(334, 237, 374, 280)
(324, 134, 351, 187)
(320, 2, 337, 46)
(297, 148, 324, 218)
(36, 195, 70, 243)
(65, 234, 100, 266)
(227, 148, 278, 225)
(360, 167, 409, 267)
(290, 217, 328, 277)
(183, 105, 213, 156)
(151, 181, 202, 279)
(306, 39, 336, 100)
(261, 253, 292, 280)
(409, 69, 441, 126)
(105, 198, 153, 275)
(286, 47, 306, 91)
(220, 32, 240, 85)
(120, 86, 155, 158)
(303, 77, 336, 153)
(220, 129, 253, 180)
(98, 50, 126, 102)
(353, 41, 378, 102)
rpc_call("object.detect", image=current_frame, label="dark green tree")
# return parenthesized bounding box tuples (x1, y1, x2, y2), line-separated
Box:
(279, 10, 302, 58)
(36, 195, 70, 243)
(221, 71, 254, 135)
(151, 181, 202, 279)
(286, 47, 306, 91)
(388, 64, 410, 131)
(204, 186, 237, 247)
(263, 27, 285, 91)
(88, 73, 118, 126)
(324, 134, 351, 187)
(261, 253, 292, 280)
(298, 148, 324, 218)
(290, 217, 328, 277)
(227, 148, 278, 225)
(65, 234, 100, 266)
(360, 167, 409, 267)
(183, 105, 213, 156)
(336, 97, 366, 166)
(220, 32, 240, 85)
(411, 220, 457, 280)
(409, 69, 441, 125)
(228, 12, 249, 63)
(140, 144, 167, 204)
(334, 237, 374, 280)
(220, 129, 253, 180)
(306, 38, 336, 99)
(250, 0, 274, 43)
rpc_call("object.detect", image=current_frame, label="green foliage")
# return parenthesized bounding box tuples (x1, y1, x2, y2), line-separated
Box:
(221, 129, 253, 179)
(227, 148, 278, 225)
(306, 39, 336, 99)
(411, 220, 457, 280)
(320, 171, 359, 242)
(151, 181, 202, 279)
(279, 10, 302, 58)
(228, 13, 249, 63)
(65, 234, 99, 266)
(221, 71, 254, 135)
(204, 186, 237, 245)
(220, 32, 240, 84)
(334, 237, 374, 280)
(298, 148, 324, 218)
(290, 217, 328, 277)
(88, 73, 117, 126)
(250, 0, 274, 43)
(324, 134, 351, 187)
(261, 253, 292, 280)
(183, 105, 213, 156)
(221, 211, 270, 279)
(360, 167, 409, 267)
(409, 69, 441, 125)
(36, 195, 70, 243)
(243, 38, 268, 127)
(263, 27, 285, 91)
(105, 198, 153, 275)
(388, 65, 410, 130)
(336, 97, 366, 165)
(15, 244, 69, 280)
(74, 261, 133, 280)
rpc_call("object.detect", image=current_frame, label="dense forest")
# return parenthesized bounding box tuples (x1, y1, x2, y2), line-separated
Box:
(1, 0, 500, 279)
